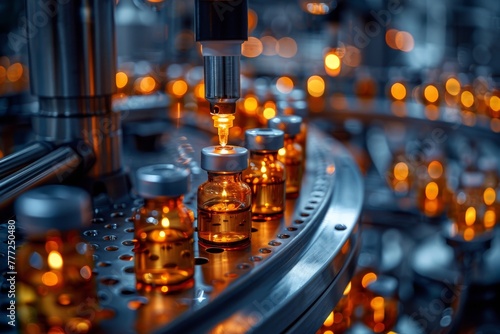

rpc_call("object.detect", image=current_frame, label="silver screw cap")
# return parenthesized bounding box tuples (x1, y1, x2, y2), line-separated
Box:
(136, 164, 191, 198)
(268, 115, 302, 136)
(201, 146, 248, 172)
(245, 128, 284, 151)
(15, 185, 92, 234)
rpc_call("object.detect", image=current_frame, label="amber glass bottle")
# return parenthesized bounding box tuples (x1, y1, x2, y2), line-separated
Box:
(16, 185, 100, 334)
(198, 146, 252, 249)
(243, 128, 286, 219)
(134, 164, 194, 291)
(269, 115, 303, 198)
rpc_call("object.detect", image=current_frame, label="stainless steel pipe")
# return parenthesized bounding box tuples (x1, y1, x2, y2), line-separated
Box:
(27, 0, 116, 98)
(0, 141, 53, 179)
(26, 0, 122, 178)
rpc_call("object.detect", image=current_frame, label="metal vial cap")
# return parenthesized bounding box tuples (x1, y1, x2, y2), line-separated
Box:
(201, 146, 248, 172)
(245, 128, 284, 151)
(268, 115, 302, 136)
(136, 164, 191, 198)
(15, 185, 92, 234)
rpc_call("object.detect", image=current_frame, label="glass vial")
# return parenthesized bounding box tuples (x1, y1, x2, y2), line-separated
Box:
(134, 164, 195, 291)
(243, 128, 286, 219)
(15, 185, 100, 334)
(198, 146, 252, 249)
(269, 115, 304, 198)
(416, 159, 449, 217)
(449, 171, 492, 241)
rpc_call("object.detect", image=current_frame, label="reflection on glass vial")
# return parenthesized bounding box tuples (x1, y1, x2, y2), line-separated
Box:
(15, 186, 101, 334)
(269, 115, 304, 198)
(198, 146, 252, 249)
(134, 165, 194, 291)
(243, 128, 286, 219)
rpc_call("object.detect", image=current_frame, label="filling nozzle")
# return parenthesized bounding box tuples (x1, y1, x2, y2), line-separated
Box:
(195, 0, 248, 146)
(202, 46, 241, 146)
(212, 114, 235, 147)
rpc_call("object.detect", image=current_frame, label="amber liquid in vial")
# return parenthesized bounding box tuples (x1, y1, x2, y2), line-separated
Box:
(198, 199, 252, 248)
(134, 229, 194, 288)
(134, 201, 194, 291)
(248, 181, 285, 218)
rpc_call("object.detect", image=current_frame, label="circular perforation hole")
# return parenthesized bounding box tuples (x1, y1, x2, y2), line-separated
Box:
(286, 227, 298, 232)
(92, 218, 104, 224)
(259, 248, 272, 254)
(277, 234, 290, 239)
(250, 256, 263, 262)
(309, 200, 319, 204)
(123, 266, 134, 274)
(83, 230, 98, 237)
(121, 288, 136, 295)
(98, 291, 111, 302)
(294, 219, 304, 225)
(119, 254, 134, 261)
(89, 244, 99, 251)
(124, 217, 134, 223)
(195, 257, 209, 265)
(205, 247, 224, 254)
(300, 213, 310, 218)
(103, 235, 117, 241)
(268, 240, 282, 246)
(237, 263, 251, 270)
(224, 272, 238, 278)
(110, 212, 124, 218)
(124, 227, 134, 233)
(127, 297, 149, 310)
(105, 223, 118, 230)
(97, 261, 112, 267)
(100, 277, 120, 286)
(104, 246, 119, 252)
(122, 240, 136, 246)
(304, 206, 315, 211)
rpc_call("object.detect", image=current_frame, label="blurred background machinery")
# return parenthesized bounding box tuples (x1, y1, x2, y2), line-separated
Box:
(1, 0, 500, 333)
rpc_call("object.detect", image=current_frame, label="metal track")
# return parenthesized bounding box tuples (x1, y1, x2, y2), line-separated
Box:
(0, 126, 363, 334)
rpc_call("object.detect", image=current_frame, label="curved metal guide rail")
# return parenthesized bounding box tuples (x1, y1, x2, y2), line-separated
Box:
(0, 126, 363, 334)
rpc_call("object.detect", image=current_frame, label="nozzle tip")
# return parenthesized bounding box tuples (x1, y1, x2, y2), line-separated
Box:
(218, 127, 229, 147)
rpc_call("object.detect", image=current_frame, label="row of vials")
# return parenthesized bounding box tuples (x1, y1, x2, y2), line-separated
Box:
(134, 115, 304, 289)
(12, 115, 304, 332)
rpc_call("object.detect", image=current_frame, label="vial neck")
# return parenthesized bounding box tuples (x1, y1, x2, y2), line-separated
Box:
(144, 197, 184, 210)
(207, 172, 242, 182)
